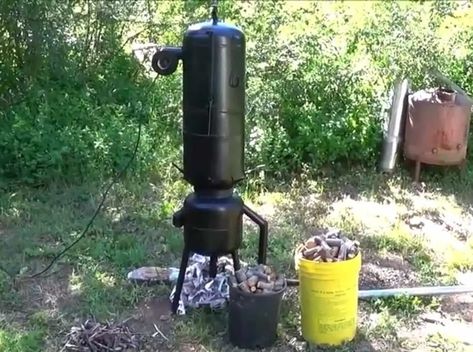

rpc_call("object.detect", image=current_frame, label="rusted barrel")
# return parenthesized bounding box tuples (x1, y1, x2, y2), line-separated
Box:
(404, 88, 472, 166)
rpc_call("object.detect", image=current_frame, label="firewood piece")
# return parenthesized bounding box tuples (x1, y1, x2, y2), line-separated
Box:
(305, 237, 317, 249)
(235, 269, 247, 283)
(246, 275, 259, 287)
(303, 246, 320, 258)
(257, 281, 274, 290)
(273, 278, 285, 291)
(344, 238, 354, 247)
(228, 275, 238, 288)
(325, 229, 340, 239)
(250, 286, 257, 293)
(329, 246, 339, 259)
(245, 268, 256, 278)
(255, 271, 270, 282)
(313, 235, 323, 245)
(263, 265, 272, 275)
(238, 281, 251, 292)
(255, 264, 264, 272)
(319, 240, 332, 260)
(326, 238, 343, 247)
(337, 243, 348, 260)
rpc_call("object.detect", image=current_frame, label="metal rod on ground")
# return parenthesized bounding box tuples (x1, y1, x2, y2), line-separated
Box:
(358, 285, 473, 299)
(285, 279, 473, 298)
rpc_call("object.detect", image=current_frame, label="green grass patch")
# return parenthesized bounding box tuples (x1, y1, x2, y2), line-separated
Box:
(371, 295, 440, 319)
(0, 329, 45, 352)
(0, 313, 50, 352)
(364, 221, 427, 259)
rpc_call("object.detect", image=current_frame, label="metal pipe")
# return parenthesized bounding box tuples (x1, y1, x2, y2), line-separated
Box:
(243, 204, 268, 265)
(378, 78, 410, 173)
(285, 279, 473, 298)
(358, 285, 473, 299)
(430, 68, 473, 106)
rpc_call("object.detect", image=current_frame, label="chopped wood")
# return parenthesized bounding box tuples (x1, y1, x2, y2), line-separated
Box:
(273, 278, 285, 291)
(319, 240, 332, 260)
(238, 281, 251, 293)
(62, 319, 140, 351)
(257, 281, 274, 290)
(303, 246, 320, 258)
(235, 269, 247, 283)
(301, 229, 360, 262)
(305, 237, 317, 249)
(337, 243, 348, 260)
(246, 275, 259, 287)
(263, 265, 272, 275)
(254, 271, 270, 282)
(326, 238, 343, 247)
(228, 275, 238, 288)
(232, 265, 286, 294)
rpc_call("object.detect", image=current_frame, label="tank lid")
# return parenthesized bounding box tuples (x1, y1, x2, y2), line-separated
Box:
(186, 21, 243, 36)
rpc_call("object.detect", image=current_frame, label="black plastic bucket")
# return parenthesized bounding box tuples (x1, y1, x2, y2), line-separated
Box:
(228, 282, 286, 349)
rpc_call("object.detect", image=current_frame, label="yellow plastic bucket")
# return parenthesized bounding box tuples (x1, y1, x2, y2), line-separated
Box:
(295, 249, 361, 346)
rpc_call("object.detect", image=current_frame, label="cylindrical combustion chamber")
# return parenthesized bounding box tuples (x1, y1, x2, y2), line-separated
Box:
(182, 22, 246, 189)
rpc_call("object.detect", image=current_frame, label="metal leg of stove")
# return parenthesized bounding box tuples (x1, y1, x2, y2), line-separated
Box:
(414, 160, 421, 183)
(243, 204, 268, 265)
(209, 255, 218, 278)
(231, 251, 240, 271)
(171, 246, 190, 314)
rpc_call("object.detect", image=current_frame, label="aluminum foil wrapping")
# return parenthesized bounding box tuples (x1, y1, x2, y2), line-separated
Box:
(170, 254, 242, 315)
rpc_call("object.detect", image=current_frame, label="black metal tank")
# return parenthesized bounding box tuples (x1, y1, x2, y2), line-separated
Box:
(182, 22, 245, 189)
(151, 8, 268, 315)
(174, 190, 243, 256)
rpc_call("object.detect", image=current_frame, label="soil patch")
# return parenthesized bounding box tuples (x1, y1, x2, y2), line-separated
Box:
(360, 249, 419, 290)
(126, 296, 174, 351)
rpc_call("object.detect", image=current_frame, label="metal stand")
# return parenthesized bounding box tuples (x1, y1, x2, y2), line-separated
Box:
(231, 251, 240, 271)
(171, 246, 190, 314)
(414, 160, 421, 183)
(209, 255, 218, 278)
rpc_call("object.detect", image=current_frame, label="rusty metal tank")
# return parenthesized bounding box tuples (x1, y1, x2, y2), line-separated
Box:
(404, 88, 472, 178)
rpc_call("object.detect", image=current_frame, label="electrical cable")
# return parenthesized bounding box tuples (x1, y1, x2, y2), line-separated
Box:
(27, 74, 159, 279)
(28, 118, 143, 279)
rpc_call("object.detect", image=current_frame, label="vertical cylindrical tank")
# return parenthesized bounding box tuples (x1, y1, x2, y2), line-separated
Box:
(404, 88, 472, 166)
(182, 21, 246, 189)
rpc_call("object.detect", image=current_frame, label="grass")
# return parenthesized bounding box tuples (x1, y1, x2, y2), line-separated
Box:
(0, 165, 473, 351)
(0, 311, 50, 352)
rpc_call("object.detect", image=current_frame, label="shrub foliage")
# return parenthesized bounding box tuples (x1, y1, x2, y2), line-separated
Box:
(1, 0, 472, 183)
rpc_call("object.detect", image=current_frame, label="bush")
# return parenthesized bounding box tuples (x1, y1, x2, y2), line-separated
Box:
(1, 0, 473, 184)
